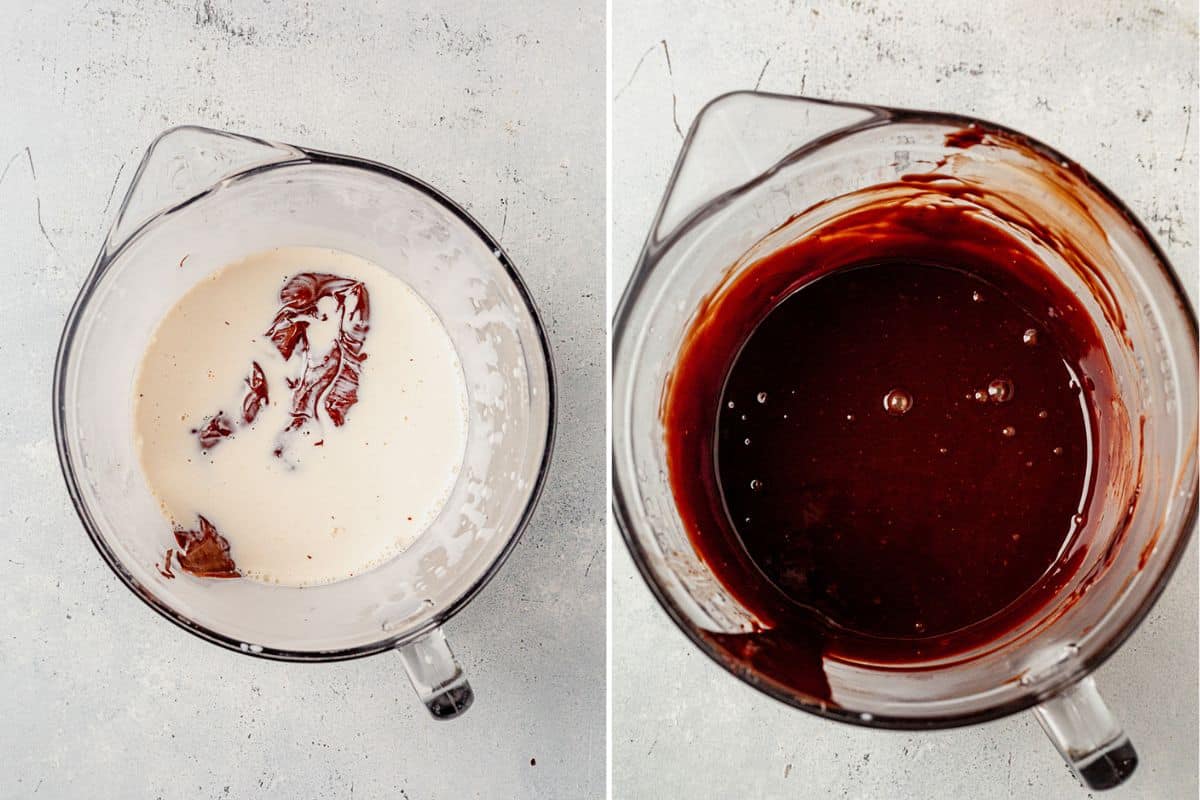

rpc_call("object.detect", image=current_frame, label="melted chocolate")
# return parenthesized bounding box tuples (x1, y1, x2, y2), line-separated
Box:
(663, 130, 1119, 702)
(192, 362, 268, 450)
(267, 272, 370, 435)
(157, 548, 176, 580)
(190, 273, 370, 455)
(169, 272, 371, 579)
(193, 411, 235, 450)
(242, 361, 269, 423)
(172, 516, 239, 579)
(719, 262, 1090, 644)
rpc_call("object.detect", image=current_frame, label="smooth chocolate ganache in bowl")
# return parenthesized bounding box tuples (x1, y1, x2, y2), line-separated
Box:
(661, 125, 1138, 704)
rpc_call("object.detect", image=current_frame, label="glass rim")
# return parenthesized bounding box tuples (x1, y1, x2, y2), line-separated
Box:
(611, 94, 1199, 729)
(52, 132, 558, 663)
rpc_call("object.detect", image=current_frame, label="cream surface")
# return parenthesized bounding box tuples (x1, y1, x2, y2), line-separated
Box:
(134, 246, 468, 586)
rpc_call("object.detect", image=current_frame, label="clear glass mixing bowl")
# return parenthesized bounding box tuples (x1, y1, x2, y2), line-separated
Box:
(612, 93, 1197, 789)
(55, 126, 555, 719)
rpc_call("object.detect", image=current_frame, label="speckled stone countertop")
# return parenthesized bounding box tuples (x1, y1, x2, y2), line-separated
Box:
(612, 1, 1197, 798)
(0, 2, 604, 798)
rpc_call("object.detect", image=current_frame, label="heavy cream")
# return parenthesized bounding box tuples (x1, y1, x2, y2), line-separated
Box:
(134, 246, 468, 586)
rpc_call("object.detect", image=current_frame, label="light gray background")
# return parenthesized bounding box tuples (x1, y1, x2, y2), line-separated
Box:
(0, 2, 604, 798)
(612, 1, 1198, 798)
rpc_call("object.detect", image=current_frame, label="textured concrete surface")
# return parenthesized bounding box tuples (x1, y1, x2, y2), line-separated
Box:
(0, 2, 604, 798)
(613, 1, 1198, 798)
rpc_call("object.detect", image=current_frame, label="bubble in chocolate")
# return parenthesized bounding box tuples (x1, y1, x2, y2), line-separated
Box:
(913, 621, 927, 634)
(987, 378, 1014, 403)
(971, 291, 983, 303)
(972, 389, 989, 403)
(743, 438, 751, 446)
(727, 400, 735, 409)
(749, 479, 763, 491)
(1023, 328, 1038, 345)
(883, 388, 913, 416)
(1053, 446, 1063, 455)
(1001, 426, 1016, 437)
(756, 391, 768, 404)
(1038, 410, 1049, 419)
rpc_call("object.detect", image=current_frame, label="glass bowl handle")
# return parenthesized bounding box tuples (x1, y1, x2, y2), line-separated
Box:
(646, 92, 881, 252)
(397, 626, 474, 720)
(103, 125, 304, 262)
(1033, 676, 1137, 790)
